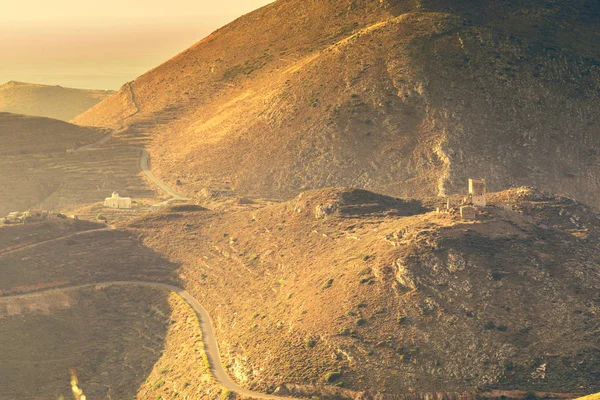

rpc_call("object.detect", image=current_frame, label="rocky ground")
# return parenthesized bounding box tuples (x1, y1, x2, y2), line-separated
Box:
(126, 187, 600, 398)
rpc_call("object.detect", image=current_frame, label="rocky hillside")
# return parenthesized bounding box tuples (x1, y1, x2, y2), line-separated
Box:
(0, 81, 113, 121)
(74, 0, 600, 207)
(127, 187, 600, 397)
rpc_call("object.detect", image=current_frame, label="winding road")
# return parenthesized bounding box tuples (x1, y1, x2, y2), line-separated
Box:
(6, 121, 290, 398)
(1, 281, 293, 400)
(138, 148, 190, 201)
(75, 128, 189, 201)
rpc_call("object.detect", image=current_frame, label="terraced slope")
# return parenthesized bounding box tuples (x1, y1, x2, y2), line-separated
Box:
(74, 0, 600, 207)
(0, 224, 177, 295)
(0, 81, 113, 121)
(0, 113, 156, 216)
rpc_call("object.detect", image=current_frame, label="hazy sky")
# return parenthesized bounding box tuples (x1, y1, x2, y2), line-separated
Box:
(0, 0, 273, 90)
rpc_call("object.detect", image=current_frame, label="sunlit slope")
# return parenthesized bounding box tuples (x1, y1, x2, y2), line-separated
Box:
(127, 187, 600, 396)
(74, 0, 600, 206)
(0, 81, 113, 122)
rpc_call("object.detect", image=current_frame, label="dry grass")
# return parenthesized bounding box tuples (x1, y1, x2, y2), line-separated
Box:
(0, 81, 112, 122)
(0, 286, 173, 399)
(73, 0, 600, 207)
(0, 224, 178, 294)
(137, 292, 224, 399)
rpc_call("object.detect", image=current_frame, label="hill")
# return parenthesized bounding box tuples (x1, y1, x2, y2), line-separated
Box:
(126, 187, 600, 397)
(74, 0, 600, 207)
(0, 113, 156, 216)
(0, 81, 113, 121)
(0, 219, 263, 400)
(1, 187, 598, 398)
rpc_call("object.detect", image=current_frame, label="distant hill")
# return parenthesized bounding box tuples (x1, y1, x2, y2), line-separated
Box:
(74, 0, 600, 207)
(0, 81, 113, 121)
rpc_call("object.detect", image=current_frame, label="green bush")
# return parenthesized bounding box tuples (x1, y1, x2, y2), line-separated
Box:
(338, 327, 356, 336)
(152, 379, 165, 390)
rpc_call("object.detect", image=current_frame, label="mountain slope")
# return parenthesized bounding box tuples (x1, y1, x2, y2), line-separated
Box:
(126, 187, 600, 397)
(73, 0, 600, 207)
(0, 81, 113, 121)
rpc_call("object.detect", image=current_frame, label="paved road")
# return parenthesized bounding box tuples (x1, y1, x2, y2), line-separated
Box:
(138, 148, 190, 201)
(74, 129, 189, 201)
(74, 129, 115, 152)
(50, 108, 287, 397)
(0, 281, 295, 400)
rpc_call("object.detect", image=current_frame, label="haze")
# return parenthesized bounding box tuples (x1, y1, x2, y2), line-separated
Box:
(0, 0, 273, 90)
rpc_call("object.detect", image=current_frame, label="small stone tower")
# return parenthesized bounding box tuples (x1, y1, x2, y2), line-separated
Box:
(469, 179, 486, 207)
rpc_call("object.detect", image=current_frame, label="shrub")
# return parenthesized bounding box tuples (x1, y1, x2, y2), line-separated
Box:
(305, 338, 316, 348)
(321, 278, 334, 290)
(484, 320, 496, 330)
(152, 380, 165, 390)
(338, 327, 355, 336)
(524, 390, 537, 400)
(356, 318, 367, 326)
(325, 371, 342, 383)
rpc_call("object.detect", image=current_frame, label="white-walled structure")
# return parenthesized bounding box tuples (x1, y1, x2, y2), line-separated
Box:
(104, 192, 132, 209)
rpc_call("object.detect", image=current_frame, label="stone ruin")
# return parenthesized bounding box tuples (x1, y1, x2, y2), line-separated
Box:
(437, 179, 487, 220)
(1, 210, 63, 225)
(469, 179, 486, 207)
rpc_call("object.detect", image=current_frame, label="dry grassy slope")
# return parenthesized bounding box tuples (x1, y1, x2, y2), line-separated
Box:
(0, 113, 156, 216)
(0, 112, 106, 156)
(137, 292, 227, 400)
(0, 225, 178, 294)
(74, 0, 600, 206)
(0, 286, 196, 399)
(127, 187, 600, 397)
(0, 81, 113, 122)
(0, 219, 99, 254)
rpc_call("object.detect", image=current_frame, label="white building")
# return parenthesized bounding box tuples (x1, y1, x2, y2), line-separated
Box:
(104, 192, 132, 209)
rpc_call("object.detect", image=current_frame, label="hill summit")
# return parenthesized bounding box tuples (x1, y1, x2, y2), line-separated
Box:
(0, 81, 113, 121)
